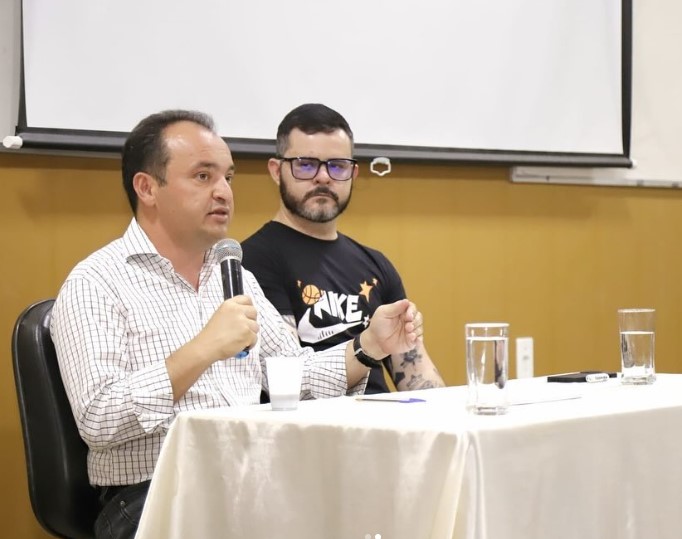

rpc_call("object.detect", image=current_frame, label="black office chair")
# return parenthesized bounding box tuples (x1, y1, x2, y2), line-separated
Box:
(12, 299, 99, 539)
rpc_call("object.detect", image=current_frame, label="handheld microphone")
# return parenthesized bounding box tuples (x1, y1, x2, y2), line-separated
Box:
(215, 239, 248, 359)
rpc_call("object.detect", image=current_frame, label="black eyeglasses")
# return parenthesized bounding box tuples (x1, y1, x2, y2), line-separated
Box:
(279, 157, 357, 182)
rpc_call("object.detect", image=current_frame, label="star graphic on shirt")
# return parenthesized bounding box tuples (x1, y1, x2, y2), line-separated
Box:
(363, 315, 370, 328)
(372, 278, 378, 286)
(359, 280, 373, 302)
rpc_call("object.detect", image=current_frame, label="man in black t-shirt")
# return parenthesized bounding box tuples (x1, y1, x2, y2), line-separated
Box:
(242, 104, 444, 393)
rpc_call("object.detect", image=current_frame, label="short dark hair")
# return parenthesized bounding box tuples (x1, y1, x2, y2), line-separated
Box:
(121, 109, 216, 213)
(275, 103, 354, 157)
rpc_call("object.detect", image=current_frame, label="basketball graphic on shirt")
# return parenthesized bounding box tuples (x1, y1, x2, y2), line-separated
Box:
(301, 284, 322, 305)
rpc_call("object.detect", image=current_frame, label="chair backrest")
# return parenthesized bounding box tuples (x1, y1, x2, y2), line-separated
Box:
(12, 299, 99, 539)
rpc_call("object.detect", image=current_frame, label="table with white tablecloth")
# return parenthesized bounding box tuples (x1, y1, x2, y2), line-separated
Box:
(136, 374, 682, 539)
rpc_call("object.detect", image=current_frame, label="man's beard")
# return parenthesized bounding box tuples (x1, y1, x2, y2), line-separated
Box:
(279, 176, 352, 223)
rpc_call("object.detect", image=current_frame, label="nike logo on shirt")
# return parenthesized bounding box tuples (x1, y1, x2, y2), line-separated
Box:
(297, 309, 364, 344)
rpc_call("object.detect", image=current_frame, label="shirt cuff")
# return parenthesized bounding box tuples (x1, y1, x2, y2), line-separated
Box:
(129, 362, 175, 432)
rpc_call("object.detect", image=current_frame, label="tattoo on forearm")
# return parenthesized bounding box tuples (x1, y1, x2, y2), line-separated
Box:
(400, 348, 422, 369)
(392, 348, 445, 390)
(406, 374, 438, 391)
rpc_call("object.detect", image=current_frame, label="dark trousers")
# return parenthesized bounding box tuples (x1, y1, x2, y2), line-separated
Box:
(94, 481, 151, 539)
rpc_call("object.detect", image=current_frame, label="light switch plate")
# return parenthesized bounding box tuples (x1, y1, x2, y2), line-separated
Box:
(516, 337, 534, 379)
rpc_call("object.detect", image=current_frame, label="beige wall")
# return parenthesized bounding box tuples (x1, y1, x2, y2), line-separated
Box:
(2, 152, 682, 537)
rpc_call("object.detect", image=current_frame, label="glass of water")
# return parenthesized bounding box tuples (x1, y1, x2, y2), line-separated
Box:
(465, 322, 509, 414)
(618, 308, 656, 385)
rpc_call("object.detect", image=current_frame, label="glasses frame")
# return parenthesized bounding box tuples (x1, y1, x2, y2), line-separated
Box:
(279, 156, 358, 182)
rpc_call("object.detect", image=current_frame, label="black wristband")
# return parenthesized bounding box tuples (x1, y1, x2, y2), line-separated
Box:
(352, 335, 385, 368)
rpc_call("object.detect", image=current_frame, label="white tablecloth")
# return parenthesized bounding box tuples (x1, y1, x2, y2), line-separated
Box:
(136, 375, 682, 539)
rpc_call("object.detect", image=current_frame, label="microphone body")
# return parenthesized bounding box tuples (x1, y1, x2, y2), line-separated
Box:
(215, 239, 249, 359)
(220, 257, 244, 299)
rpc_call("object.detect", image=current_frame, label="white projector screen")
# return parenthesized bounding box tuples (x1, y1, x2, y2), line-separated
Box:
(19, 0, 631, 166)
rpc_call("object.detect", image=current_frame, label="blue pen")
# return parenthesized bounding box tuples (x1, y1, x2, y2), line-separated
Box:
(356, 397, 426, 404)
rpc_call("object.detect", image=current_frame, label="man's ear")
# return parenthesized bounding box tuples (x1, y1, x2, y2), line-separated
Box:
(133, 172, 157, 208)
(267, 158, 282, 186)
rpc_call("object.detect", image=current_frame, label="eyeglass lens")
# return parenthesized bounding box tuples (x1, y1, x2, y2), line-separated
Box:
(289, 158, 355, 181)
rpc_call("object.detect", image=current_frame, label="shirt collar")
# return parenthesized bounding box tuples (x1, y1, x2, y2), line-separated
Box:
(121, 218, 161, 259)
(120, 218, 223, 266)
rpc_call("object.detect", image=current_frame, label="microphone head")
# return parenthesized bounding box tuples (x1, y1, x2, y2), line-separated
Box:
(215, 238, 242, 262)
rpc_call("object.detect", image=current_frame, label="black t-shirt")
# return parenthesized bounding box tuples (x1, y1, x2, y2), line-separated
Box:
(242, 221, 406, 394)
